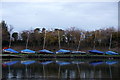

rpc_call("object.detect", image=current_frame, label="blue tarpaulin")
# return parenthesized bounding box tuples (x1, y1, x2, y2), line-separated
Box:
(106, 51, 119, 55)
(56, 61, 70, 66)
(20, 49, 35, 53)
(40, 61, 53, 65)
(89, 50, 104, 54)
(21, 61, 36, 65)
(39, 49, 54, 54)
(4, 61, 19, 66)
(3, 48, 19, 53)
(56, 49, 70, 54)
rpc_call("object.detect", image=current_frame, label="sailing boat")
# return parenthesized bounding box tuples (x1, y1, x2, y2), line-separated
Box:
(105, 32, 119, 55)
(71, 32, 86, 54)
(89, 30, 104, 55)
(56, 30, 70, 54)
(2, 32, 18, 54)
(3, 48, 19, 54)
(20, 31, 35, 54)
(38, 29, 54, 54)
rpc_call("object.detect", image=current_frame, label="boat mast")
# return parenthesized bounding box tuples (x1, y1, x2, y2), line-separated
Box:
(9, 34, 12, 48)
(109, 33, 112, 50)
(58, 30, 61, 49)
(77, 32, 82, 51)
(26, 32, 30, 49)
(43, 30, 46, 49)
(93, 31, 96, 49)
(99, 30, 102, 46)
(8, 25, 13, 48)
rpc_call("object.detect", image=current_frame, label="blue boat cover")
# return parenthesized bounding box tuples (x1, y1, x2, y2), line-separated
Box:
(39, 49, 54, 54)
(89, 61, 104, 66)
(106, 61, 118, 65)
(56, 61, 70, 66)
(106, 51, 119, 55)
(3, 48, 19, 53)
(40, 61, 53, 65)
(56, 49, 70, 54)
(20, 49, 35, 53)
(21, 61, 36, 65)
(4, 61, 19, 66)
(89, 50, 104, 54)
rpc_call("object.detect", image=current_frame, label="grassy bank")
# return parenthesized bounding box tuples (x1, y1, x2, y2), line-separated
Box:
(2, 53, 120, 59)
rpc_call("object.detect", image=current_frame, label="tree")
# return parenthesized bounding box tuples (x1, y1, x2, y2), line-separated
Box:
(12, 32, 18, 41)
(34, 28, 40, 33)
(1, 20, 10, 46)
(21, 31, 29, 41)
(42, 28, 46, 33)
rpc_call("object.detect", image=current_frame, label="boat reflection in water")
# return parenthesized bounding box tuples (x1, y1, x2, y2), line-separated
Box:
(21, 60, 36, 78)
(56, 61, 71, 78)
(39, 61, 54, 79)
(3, 61, 19, 79)
(2, 59, 120, 79)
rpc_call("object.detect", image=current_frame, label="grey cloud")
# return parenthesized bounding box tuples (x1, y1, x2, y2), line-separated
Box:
(1, 2, 118, 31)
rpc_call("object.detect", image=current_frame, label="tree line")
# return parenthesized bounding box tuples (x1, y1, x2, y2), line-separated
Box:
(1, 20, 119, 51)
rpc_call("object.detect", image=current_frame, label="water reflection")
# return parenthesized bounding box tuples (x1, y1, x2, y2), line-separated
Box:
(2, 59, 120, 79)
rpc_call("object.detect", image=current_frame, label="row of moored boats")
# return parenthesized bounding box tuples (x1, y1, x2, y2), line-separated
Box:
(2, 48, 119, 55)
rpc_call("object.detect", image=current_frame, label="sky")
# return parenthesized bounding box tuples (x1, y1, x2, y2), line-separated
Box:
(1, 2, 118, 32)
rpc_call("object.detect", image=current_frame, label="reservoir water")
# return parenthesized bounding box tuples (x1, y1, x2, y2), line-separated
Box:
(2, 58, 120, 79)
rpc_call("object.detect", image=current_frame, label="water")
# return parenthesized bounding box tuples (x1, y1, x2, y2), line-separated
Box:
(2, 59, 120, 79)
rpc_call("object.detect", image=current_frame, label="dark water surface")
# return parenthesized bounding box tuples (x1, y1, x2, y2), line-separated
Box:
(2, 58, 120, 80)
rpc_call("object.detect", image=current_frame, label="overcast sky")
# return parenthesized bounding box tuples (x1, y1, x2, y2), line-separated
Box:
(1, 2, 118, 32)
